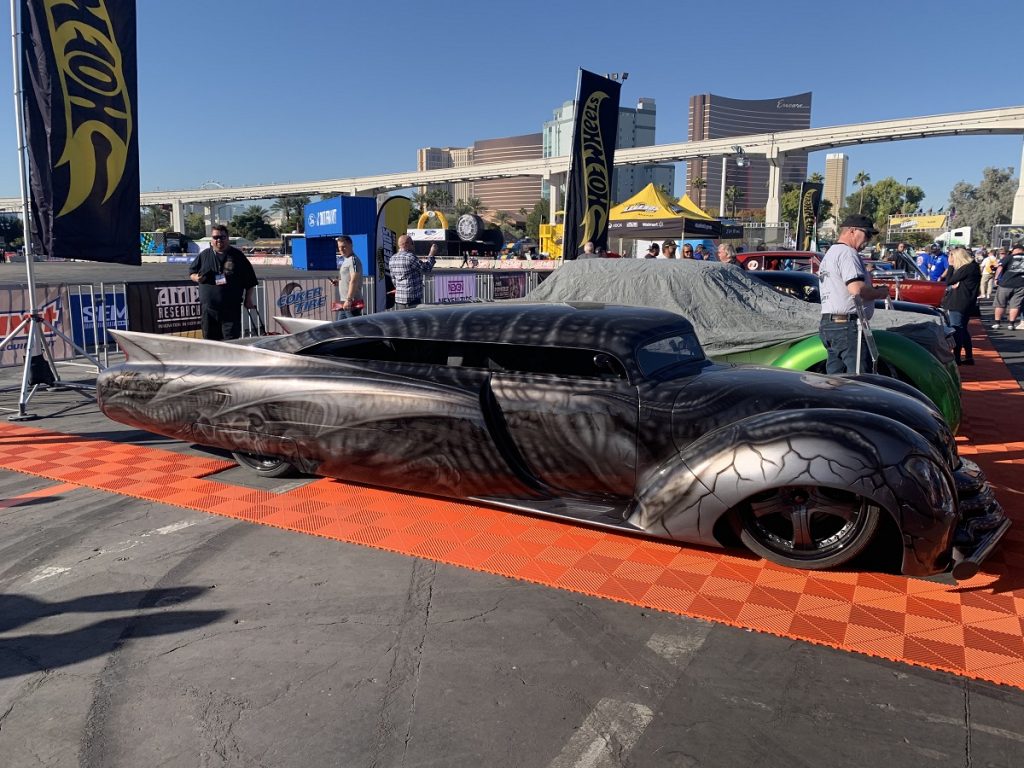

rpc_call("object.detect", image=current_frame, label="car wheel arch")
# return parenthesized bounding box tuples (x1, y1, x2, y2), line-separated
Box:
(630, 409, 951, 567)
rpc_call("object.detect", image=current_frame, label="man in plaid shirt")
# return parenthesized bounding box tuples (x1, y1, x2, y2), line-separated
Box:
(388, 235, 437, 309)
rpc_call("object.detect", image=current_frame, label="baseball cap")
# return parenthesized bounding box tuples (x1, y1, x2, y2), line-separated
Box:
(662, 240, 676, 248)
(840, 214, 878, 235)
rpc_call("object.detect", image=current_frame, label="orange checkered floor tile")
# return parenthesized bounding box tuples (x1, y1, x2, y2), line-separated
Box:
(1, 318, 1022, 689)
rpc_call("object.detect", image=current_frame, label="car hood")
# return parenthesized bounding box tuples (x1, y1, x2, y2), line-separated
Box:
(664, 364, 955, 460)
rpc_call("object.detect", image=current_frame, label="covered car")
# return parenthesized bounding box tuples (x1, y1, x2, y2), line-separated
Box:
(97, 303, 1006, 579)
(523, 259, 962, 431)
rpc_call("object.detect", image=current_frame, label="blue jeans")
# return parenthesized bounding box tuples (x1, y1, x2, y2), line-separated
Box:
(947, 310, 973, 361)
(820, 318, 872, 374)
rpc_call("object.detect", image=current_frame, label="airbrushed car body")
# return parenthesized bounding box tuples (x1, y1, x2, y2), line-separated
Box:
(97, 303, 1007, 579)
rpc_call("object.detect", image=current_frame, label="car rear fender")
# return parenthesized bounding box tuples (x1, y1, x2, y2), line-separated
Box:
(629, 409, 958, 573)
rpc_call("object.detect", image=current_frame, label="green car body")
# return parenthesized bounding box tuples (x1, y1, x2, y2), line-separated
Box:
(717, 332, 961, 433)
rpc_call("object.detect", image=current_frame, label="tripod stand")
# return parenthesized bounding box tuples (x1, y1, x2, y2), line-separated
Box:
(0, 300, 100, 421)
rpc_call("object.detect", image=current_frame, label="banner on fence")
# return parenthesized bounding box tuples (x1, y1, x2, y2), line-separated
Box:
(125, 281, 202, 336)
(432, 273, 477, 304)
(492, 273, 526, 300)
(0, 284, 72, 365)
(68, 291, 129, 348)
(264, 278, 333, 333)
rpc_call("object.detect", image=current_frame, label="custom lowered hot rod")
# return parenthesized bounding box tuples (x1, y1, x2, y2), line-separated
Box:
(97, 303, 1007, 579)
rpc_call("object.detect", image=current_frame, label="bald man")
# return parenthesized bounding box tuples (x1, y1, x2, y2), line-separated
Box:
(389, 234, 436, 309)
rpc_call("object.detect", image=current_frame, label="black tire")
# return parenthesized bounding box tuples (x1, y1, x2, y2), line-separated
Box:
(231, 451, 296, 478)
(737, 486, 880, 570)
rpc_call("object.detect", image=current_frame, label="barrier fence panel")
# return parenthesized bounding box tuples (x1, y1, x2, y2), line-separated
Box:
(0, 270, 548, 369)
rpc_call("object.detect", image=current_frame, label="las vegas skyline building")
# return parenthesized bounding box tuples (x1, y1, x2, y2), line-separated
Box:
(686, 92, 812, 214)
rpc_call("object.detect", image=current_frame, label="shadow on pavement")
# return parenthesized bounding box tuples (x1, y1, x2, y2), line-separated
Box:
(0, 587, 226, 679)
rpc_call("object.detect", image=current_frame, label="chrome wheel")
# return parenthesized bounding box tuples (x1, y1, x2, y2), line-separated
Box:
(738, 486, 880, 569)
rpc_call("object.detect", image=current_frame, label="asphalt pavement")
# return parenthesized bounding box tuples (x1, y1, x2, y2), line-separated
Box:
(0, 286, 1022, 767)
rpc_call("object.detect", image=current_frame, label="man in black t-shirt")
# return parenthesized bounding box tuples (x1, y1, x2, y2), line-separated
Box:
(188, 224, 258, 339)
(991, 243, 1024, 330)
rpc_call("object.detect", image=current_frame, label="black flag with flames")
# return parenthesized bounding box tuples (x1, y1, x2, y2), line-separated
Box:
(562, 69, 620, 260)
(22, 0, 140, 265)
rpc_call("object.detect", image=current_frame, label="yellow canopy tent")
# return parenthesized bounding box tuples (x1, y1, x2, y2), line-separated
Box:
(676, 194, 715, 220)
(608, 183, 721, 239)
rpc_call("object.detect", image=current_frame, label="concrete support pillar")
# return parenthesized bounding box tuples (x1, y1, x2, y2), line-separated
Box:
(548, 173, 562, 221)
(765, 150, 785, 226)
(203, 205, 214, 236)
(1012, 137, 1024, 225)
(170, 199, 184, 233)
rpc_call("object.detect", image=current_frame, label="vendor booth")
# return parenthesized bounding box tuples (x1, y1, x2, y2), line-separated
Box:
(608, 184, 722, 241)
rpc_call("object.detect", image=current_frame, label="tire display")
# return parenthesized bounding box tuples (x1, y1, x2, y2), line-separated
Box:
(456, 214, 484, 242)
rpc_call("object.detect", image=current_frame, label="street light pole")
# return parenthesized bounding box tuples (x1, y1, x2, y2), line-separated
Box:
(719, 156, 728, 216)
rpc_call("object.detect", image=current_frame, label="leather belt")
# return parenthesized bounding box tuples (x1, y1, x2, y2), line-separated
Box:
(825, 313, 857, 323)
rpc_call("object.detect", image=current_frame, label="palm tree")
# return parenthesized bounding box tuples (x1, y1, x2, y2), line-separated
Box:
(808, 172, 824, 184)
(270, 195, 310, 233)
(724, 186, 744, 218)
(854, 171, 871, 213)
(692, 177, 707, 207)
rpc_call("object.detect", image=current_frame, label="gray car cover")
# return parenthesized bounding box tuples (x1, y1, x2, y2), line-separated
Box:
(523, 259, 951, 361)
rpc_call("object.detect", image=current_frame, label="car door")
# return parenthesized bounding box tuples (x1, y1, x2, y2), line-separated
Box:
(482, 343, 639, 499)
(299, 337, 538, 500)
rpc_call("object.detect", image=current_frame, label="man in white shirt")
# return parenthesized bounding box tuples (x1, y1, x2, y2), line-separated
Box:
(817, 214, 890, 374)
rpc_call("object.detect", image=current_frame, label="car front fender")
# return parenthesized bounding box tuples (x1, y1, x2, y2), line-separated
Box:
(629, 409, 958, 575)
(763, 332, 961, 432)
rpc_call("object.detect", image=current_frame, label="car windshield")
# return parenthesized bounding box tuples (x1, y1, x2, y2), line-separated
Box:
(635, 333, 705, 377)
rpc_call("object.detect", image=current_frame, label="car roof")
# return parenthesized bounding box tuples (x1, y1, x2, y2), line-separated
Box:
(260, 302, 696, 358)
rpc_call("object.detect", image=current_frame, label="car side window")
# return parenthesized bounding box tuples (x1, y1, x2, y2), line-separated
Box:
(447, 342, 629, 381)
(304, 338, 628, 380)
(304, 338, 448, 365)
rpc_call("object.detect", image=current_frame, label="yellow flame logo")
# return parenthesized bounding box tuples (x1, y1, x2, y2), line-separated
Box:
(578, 91, 610, 244)
(44, 0, 132, 217)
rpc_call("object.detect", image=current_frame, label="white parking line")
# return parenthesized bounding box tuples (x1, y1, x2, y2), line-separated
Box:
(548, 624, 711, 768)
(547, 699, 654, 768)
(27, 518, 201, 585)
(29, 566, 70, 584)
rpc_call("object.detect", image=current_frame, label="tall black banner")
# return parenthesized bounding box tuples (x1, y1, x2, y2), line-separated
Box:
(562, 69, 620, 260)
(22, 0, 140, 265)
(795, 181, 824, 252)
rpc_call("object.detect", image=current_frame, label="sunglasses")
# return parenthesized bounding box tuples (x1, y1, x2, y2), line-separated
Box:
(211, 235, 227, 240)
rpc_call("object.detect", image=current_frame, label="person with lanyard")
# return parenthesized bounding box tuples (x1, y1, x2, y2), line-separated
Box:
(925, 243, 949, 282)
(816, 214, 890, 374)
(388, 235, 436, 310)
(188, 224, 258, 340)
(330, 235, 364, 319)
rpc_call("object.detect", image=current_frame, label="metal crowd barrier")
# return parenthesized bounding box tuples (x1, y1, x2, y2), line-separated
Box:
(1, 270, 547, 371)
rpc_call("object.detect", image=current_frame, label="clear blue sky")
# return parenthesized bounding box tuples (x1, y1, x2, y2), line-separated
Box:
(1, 0, 1021, 210)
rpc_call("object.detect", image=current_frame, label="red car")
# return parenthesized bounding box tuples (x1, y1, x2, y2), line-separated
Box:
(736, 250, 947, 308)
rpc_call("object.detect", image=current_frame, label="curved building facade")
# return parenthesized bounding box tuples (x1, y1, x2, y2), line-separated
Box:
(687, 92, 811, 214)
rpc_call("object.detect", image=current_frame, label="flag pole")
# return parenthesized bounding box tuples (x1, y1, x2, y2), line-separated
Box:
(4, 0, 96, 420)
